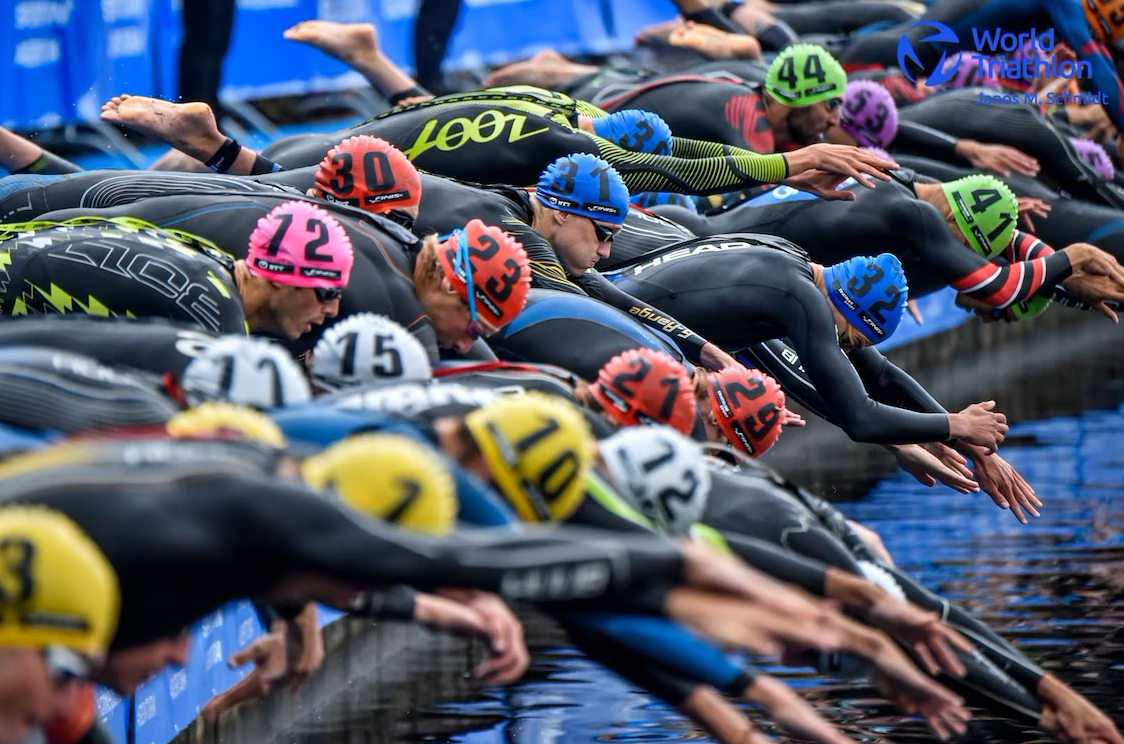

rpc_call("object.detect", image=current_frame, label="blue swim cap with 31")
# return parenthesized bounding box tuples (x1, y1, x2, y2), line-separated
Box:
(536, 153, 630, 224)
(590, 110, 673, 155)
(823, 253, 908, 345)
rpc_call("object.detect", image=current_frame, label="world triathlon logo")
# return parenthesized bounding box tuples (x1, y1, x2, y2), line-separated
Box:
(897, 19, 1095, 90)
(896, 20, 962, 86)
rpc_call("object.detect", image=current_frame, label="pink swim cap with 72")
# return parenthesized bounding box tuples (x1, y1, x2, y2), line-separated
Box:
(246, 201, 354, 288)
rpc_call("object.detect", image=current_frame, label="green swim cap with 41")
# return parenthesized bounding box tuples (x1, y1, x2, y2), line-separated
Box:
(940, 174, 1018, 258)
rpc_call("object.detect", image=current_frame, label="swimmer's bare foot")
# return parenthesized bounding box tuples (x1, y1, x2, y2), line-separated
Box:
(284, 20, 380, 69)
(635, 18, 686, 47)
(102, 95, 226, 162)
(669, 21, 761, 59)
(148, 147, 210, 173)
(481, 49, 595, 89)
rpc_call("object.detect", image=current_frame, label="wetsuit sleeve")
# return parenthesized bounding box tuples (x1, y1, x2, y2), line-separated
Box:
(499, 216, 586, 295)
(1050, 2, 1124, 130)
(585, 272, 710, 362)
(669, 136, 764, 160)
(903, 199, 1074, 308)
(256, 479, 686, 603)
(591, 137, 789, 195)
(1006, 230, 1108, 309)
(735, 340, 831, 420)
(847, 346, 947, 415)
(779, 280, 951, 443)
(892, 121, 960, 160)
(349, 584, 419, 619)
(10, 149, 83, 176)
(718, 530, 828, 596)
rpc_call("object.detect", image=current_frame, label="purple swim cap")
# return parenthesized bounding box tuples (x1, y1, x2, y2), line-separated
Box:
(1070, 136, 1115, 179)
(840, 80, 898, 148)
(937, 56, 1000, 90)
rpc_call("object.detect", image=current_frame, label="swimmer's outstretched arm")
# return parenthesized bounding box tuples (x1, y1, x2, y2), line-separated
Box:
(0, 125, 82, 175)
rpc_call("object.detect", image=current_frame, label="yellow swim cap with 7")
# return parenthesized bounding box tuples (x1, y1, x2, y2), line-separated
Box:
(464, 392, 593, 523)
(0, 506, 119, 657)
(300, 433, 457, 535)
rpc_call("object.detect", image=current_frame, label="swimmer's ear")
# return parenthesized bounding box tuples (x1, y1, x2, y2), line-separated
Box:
(440, 275, 459, 295)
(553, 210, 571, 225)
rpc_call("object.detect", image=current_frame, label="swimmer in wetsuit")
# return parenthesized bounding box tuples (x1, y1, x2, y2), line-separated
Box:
(611, 239, 1011, 447)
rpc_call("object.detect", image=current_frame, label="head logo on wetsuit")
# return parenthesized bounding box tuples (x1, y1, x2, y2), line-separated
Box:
(246, 200, 354, 288)
(589, 110, 673, 155)
(0, 507, 120, 659)
(464, 392, 594, 523)
(535, 153, 630, 224)
(589, 348, 698, 435)
(840, 80, 898, 148)
(706, 368, 786, 457)
(436, 219, 531, 331)
(939, 175, 1018, 258)
(314, 135, 422, 212)
(823, 253, 908, 345)
(301, 433, 457, 535)
(599, 425, 712, 537)
(764, 44, 847, 106)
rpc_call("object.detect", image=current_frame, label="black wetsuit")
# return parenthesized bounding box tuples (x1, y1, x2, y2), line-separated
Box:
(32, 191, 437, 359)
(0, 315, 217, 379)
(0, 439, 687, 651)
(412, 176, 709, 361)
(611, 239, 954, 444)
(0, 168, 311, 224)
(260, 89, 790, 195)
(661, 170, 1075, 305)
(896, 89, 1124, 208)
(599, 77, 787, 154)
(701, 461, 1046, 722)
(0, 221, 246, 334)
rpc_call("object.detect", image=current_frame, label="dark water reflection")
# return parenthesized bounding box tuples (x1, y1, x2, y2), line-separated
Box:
(280, 404, 1124, 744)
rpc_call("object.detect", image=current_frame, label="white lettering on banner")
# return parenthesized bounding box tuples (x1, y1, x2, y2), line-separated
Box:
(381, 0, 416, 21)
(318, 0, 372, 22)
(100, 0, 145, 23)
(238, 617, 256, 646)
(205, 640, 223, 670)
(136, 695, 156, 727)
(168, 669, 187, 698)
(14, 38, 60, 69)
(14, 0, 73, 29)
(95, 688, 120, 716)
(236, 0, 298, 9)
(199, 609, 224, 637)
(108, 25, 146, 59)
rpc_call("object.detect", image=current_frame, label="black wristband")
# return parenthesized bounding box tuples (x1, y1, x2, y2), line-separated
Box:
(719, 0, 743, 17)
(205, 137, 241, 173)
(388, 86, 431, 107)
(349, 585, 418, 620)
(683, 6, 742, 34)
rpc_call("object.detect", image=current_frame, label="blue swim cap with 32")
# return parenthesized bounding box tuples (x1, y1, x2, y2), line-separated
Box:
(590, 110, 673, 155)
(536, 153, 630, 224)
(823, 253, 908, 345)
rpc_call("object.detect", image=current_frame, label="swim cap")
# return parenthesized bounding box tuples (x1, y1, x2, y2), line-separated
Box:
(589, 348, 697, 434)
(0, 506, 119, 657)
(436, 218, 531, 330)
(940, 174, 1018, 258)
(312, 313, 433, 391)
(1009, 294, 1052, 320)
(180, 336, 312, 409)
(599, 425, 711, 537)
(937, 55, 999, 90)
(246, 201, 354, 289)
(1084, 0, 1124, 42)
(590, 110, 673, 155)
(464, 392, 593, 523)
(706, 367, 786, 456)
(764, 43, 847, 106)
(314, 135, 422, 211)
(840, 79, 898, 148)
(823, 253, 908, 345)
(0, 347, 176, 434)
(166, 402, 287, 448)
(535, 153, 630, 225)
(301, 433, 456, 535)
(1070, 136, 1115, 179)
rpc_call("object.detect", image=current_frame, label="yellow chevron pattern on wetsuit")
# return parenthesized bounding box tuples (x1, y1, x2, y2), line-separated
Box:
(373, 88, 789, 194)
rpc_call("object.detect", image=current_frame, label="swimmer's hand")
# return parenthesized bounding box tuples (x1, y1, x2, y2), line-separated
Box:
(785, 143, 896, 189)
(1017, 196, 1051, 233)
(958, 444, 1041, 524)
(436, 589, 530, 684)
(888, 443, 978, 493)
(1038, 674, 1124, 744)
(867, 595, 974, 678)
